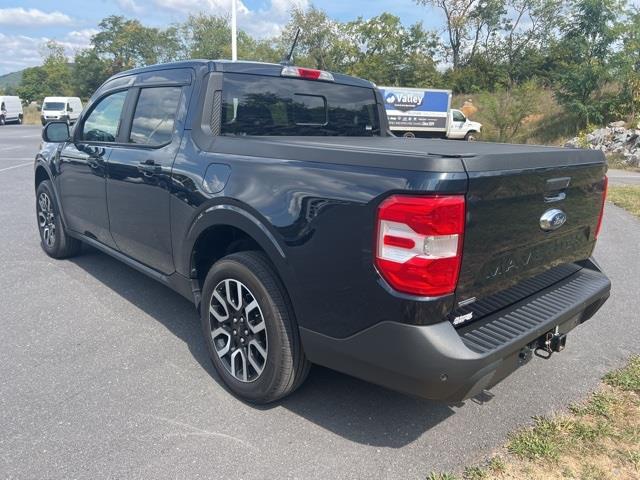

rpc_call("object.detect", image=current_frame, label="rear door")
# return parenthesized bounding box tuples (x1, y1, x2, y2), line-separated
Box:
(106, 73, 190, 274)
(454, 148, 607, 306)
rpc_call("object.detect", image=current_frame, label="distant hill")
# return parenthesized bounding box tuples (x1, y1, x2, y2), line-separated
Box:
(0, 69, 24, 91)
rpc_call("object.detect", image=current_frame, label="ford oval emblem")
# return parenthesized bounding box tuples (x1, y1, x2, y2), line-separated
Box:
(540, 209, 567, 231)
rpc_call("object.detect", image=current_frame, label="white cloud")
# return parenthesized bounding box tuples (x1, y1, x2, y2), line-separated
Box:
(0, 30, 96, 75)
(154, 0, 308, 38)
(116, 0, 144, 14)
(0, 8, 73, 26)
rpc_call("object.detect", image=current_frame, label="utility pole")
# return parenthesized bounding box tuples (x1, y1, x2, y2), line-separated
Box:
(231, 0, 237, 61)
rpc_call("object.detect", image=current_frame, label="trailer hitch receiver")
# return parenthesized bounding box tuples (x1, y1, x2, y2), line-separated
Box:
(534, 328, 567, 359)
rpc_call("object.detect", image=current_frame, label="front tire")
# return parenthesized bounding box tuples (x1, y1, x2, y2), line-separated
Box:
(0, 115, 5, 126)
(36, 180, 81, 259)
(17, 114, 23, 125)
(465, 131, 478, 141)
(201, 251, 310, 403)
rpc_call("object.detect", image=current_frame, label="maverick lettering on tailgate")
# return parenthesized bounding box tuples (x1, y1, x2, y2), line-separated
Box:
(482, 229, 588, 281)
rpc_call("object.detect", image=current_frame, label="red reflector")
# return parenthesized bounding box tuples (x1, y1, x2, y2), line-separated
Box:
(375, 195, 465, 297)
(280, 66, 335, 82)
(297, 68, 322, 79)
(383, 235, 415, 249)
(595, 175, 608, 239)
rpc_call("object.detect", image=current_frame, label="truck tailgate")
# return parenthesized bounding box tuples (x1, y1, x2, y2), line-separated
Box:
(454, 147, 607, 306)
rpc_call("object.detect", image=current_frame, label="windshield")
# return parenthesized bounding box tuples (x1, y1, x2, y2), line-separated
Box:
(43, 102, 66, 111)
(221, 73, 381, 137)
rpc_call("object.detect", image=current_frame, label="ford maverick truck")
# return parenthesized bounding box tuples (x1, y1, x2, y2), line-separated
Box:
(35, 60, 610, 403)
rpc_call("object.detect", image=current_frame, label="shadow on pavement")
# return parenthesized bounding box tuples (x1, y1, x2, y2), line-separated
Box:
(71, 247, 457, 448)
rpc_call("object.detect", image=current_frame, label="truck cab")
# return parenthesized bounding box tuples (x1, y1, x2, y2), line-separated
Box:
(447, 108, 482, 141)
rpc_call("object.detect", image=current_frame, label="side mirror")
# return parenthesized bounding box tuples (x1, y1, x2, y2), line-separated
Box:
(42, 121, 71, 143)
(68, 107, 73, 112)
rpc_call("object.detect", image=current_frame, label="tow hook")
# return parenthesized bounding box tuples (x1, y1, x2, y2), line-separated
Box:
(534, 327, 567, 359)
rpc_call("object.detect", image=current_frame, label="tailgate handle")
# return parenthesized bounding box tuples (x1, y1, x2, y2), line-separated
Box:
(544, 177, 571, 203)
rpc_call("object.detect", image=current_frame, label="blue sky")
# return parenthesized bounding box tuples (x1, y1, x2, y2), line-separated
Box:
(0, 0, 444, 75)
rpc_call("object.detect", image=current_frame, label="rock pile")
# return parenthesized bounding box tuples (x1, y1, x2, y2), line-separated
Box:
(565, 121, 640, 167)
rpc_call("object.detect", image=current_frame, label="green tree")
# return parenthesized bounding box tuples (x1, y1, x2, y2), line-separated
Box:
(616, 8, 640, 122)
(16, 41, 72, 102)
(278, 6, 355, 71)
(476, 81, 543, 141)
(345, 14, 441, 86)
(553, 0, 624, 127)
(16, 67, 48, 103)
(414, 0, 505, 68)
(40, 41, 73, 95)
(178, 13, 278, 62)
(73, 49, 109, 98)
(92, 15, 179, 74)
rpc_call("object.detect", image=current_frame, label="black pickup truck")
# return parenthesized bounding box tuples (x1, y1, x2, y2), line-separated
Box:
(35, 60, 610, 403)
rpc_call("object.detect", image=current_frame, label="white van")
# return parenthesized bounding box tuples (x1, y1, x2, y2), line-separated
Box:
(41, 97, 83, 126)
(0, 96, 24, 125)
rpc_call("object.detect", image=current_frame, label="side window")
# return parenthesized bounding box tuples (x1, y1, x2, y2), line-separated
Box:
(82, 90, 127, 142)
(453, 110, 466, 122)
(129, 86, 182, 146)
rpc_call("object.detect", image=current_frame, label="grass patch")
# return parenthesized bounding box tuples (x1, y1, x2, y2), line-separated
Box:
(608, 186, 640, 218)
(427, 356, 640, 479)
(507, 417, 565, 461)
(603, 356, 640, 392)
(22, 104, 40, 125)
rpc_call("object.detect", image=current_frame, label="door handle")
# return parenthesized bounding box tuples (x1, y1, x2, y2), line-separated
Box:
(137, 160, 162, 176)
(544, 177, 571, 203)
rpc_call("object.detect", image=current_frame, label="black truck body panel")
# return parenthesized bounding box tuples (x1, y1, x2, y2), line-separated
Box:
(34, 60, 611, 401)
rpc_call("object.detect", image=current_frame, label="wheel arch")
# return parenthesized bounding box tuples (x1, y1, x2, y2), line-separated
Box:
(35, 163, 50, 189)
(185, 204, 294, 311)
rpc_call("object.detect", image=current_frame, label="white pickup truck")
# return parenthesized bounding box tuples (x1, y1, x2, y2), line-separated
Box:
(378, 86, 482, 141)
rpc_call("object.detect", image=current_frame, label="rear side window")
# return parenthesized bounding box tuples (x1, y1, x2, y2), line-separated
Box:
(220, 73, 380, 136)
(129, 86, 182, 145)
(82, 90, 127, 142)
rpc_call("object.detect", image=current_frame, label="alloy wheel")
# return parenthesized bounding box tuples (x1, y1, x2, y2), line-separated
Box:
(209, 279, 268, 382)
(37, 192, 56, 248)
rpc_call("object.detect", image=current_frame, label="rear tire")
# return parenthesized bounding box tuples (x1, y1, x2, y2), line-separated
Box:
(201, 251, 310, 403)
(36, 180, 81, 259)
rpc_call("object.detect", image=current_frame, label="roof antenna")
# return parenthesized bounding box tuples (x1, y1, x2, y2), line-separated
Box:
(281, 27, 301, 66)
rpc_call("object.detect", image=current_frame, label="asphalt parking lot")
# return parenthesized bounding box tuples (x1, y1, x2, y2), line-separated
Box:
(1, 124, 639, 479)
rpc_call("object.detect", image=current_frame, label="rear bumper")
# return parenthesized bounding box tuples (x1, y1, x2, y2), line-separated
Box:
(300, 259, 610, 402)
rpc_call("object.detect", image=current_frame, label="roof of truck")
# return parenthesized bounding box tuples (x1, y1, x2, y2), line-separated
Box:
(106, 59, 375, 89)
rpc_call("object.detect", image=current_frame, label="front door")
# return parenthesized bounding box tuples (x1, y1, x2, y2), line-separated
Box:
(106, 85, 185, 274)
(449, 110, 467, 139)
(57, 90, 128, 248)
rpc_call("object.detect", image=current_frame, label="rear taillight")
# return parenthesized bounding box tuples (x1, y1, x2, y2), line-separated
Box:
(281, 66, 335, 82)
(595, 175, 608, 239)
(375, 195, 465, 297)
